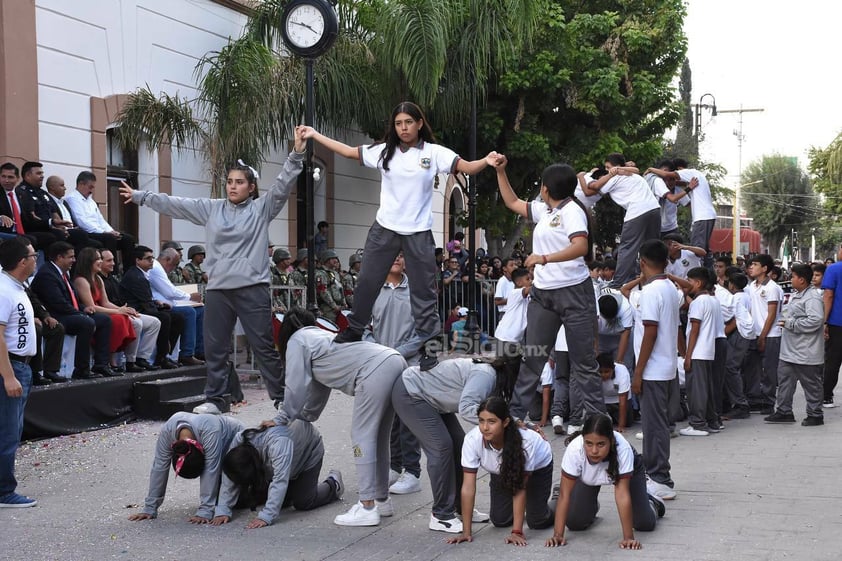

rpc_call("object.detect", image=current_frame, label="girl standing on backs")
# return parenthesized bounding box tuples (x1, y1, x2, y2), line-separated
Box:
(493, 157, 605, 428)
(274, 308, 407, 528)
(447, 397, 554, 546)
(299, 103, 499, 365)
(119, 127, 307, 415)
(546, 414, 665, 550)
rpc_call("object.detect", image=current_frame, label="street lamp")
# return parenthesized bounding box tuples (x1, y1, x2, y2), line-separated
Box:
(694, 93, 717, 138)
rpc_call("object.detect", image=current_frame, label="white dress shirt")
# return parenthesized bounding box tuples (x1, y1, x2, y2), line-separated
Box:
(65, 188, 114, 233)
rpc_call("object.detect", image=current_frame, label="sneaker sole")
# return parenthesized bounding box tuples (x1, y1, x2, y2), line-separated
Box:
(430, 519, 463, 533)
(334, 516, 380, 527)
(0, 501, 37, 508)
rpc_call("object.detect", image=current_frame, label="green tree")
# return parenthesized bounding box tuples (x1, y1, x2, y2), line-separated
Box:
(741, 154, 819, 257)
(807, 134, 842, 257)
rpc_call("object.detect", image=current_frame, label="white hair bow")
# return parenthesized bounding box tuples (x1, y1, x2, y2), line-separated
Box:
(237, 159, 260, 179)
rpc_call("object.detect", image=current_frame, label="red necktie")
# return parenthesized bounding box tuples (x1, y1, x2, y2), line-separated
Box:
(8, 192, 24, 234)
(63, 272, 79, 310)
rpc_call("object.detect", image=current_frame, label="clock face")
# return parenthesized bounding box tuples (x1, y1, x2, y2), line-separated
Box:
(285, 4, 326, 49)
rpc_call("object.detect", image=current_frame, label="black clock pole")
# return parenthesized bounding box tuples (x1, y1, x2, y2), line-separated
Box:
(464, 74, 480, 353)
(305, 57, 318, 315)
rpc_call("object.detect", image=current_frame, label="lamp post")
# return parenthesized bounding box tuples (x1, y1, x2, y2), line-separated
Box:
(464, 79, 480, 353)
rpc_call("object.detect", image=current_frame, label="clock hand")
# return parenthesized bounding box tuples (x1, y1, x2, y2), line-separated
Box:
(291, 20, 318, 34)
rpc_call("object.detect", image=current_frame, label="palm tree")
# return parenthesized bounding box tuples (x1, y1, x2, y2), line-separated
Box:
(113, 0, 542, 196)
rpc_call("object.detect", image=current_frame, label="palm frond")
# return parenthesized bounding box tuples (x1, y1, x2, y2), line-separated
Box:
(112, 87, 204, 152)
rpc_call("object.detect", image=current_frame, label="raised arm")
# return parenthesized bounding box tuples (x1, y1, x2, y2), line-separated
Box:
(494, 155, 528, 218)
(645, 167, 680, 181)
(298, 126, 358, 160)
(455, 151, 500, 176)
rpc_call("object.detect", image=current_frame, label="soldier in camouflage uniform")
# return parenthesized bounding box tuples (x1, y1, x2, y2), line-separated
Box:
(342, 253, 362, 308)
(183, 245, 208, 285)
(270, 247, 292, 313)
(161, 241, 185, 284)
(315, 249, 346, 319)
(288, 248, 309, 309)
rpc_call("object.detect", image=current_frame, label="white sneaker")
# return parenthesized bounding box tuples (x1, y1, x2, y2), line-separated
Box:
(192, 402, 221, 415)
(646, 479, 677, 500)
(334, 502, 380, 526)
(375, 497, 394, 517)
(567, 424, 582, 434)
(388, 469, 402, 486)
(327, 469, 344, 499)
(552, 415, 565, 435)
(635, 431, 644, 440)
(389, 472, 421, 494)
(679, 426, 709, 437)
(429, 514, 464, 533)
(471, 508, 490, 523)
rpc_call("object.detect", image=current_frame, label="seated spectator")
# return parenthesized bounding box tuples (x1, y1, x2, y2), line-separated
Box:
(161, 241, 185, 284)
(119, 245, 183, 370)
(24, 283, 67, 385)
(150, 248, 205, 365)
(64, 171, 136, 270)
(30, 241, 115, 379)
(74, 248, 162, 373)
(184, 245, 208, 285)
(0, 162, 48, 248)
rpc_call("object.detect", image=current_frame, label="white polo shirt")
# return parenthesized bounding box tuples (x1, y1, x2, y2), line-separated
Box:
(598, 174, 659, 221)
(676, 169, 717, 222)
(632, 276, 680, 381)
(665, 249, 701, 280)
(687, 294, 721, 360)
(494, 276, 514, 313)
(574, 177, 601, 210)
(645, 173, 688, 232)
(494, 285, 528, 344)
(561, 431, 634, 485)
(602, 363, 631, 404)
(714, 284, 735, 323)
(359, 141, 459, 234)
(598, 292, 634, 336)
(0, 272, 36, 357)
(527, 199, 589, 290)
(732, 291, 756, 340)
(747, 278, 783, 338)
(461, 425, 553, 475)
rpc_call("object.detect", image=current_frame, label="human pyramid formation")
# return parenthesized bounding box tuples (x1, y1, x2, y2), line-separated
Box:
(3, 102, 835, 551)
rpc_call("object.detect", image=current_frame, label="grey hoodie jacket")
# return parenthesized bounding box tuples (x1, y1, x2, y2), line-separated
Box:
(780, 285, 824, 365)
(401, 358, 496, 423)
(363, 273, 424, 363)
(141, 412, 244, 519)
(214, 420, 324, 525)
(131, 151, 303, 290)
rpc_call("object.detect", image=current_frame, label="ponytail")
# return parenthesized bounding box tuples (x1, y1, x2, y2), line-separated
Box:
(222, 425, 271, 511)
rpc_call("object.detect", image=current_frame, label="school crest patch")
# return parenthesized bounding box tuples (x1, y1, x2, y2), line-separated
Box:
(353, 444, 363, 458)
(681, 259, 689, 266)
(419, 157, 431, 169)
(549, 215, 561, 227)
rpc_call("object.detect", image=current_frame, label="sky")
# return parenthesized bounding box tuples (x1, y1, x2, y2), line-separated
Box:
(682, 0, 842, 186)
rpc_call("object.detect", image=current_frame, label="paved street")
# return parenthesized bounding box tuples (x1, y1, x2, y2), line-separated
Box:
(3, 382, 842, 561)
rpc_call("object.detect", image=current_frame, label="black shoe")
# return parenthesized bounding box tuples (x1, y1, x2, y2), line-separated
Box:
(419, 338, 439, 371)
(124, 362, 146, 373)
(648, 493, 666, 518)
(33, 373, 52, 386)
(135, 358, 160, 371)
(759, 407, 774, 416)
(179, 356, 205, 367)
(72, 368, 102, 380)
(334, 328, 362, 344)
(764, 411, 795, 423)
(43, 371, 69, 383)
(802, 416, 824, 426)
(92, 365, 122, 377)
(158, 358, 180, 370)
(194, 353, 205, 361)
(722, 406, 750, 420)
(110, 364, 126, 373)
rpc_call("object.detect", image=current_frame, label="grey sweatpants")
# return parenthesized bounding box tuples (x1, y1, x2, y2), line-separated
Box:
(204, 285, 283, 406)
(345, 222, 440, 341)
(611, 209, 661, 288)
(565, 453, 657, 532)
(712, 337, 727, 418)
(391, 377, 465, 518)
(724, 331, 751, 409)
(352, 354, 406, 501)
(511, 280, 605, 421)
(489, 462, 554, 529)
(550, 351, 570, 419)
(690, 219, 715, 268)
(745, 336, 781, 408)
(775, 360, 823, 418)
(640, 378, 675, 487)
(686, 359, 716, 429)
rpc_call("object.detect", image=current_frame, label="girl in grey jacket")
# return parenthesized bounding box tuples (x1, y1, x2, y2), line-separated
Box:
(128, 412, 244, 523)
(391, 357, 519, 533)
(118, 127, 307, 415)
(275, 308, 407, 527)
(211, 420, 342, 528)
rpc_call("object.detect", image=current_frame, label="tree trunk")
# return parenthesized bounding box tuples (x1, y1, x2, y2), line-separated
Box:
(485, 220, 530, 259)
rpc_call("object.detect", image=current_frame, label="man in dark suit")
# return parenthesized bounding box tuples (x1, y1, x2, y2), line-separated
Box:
(24, 284, 68, 385)
(119, 245, 182, 370)
(30, 241, 116, 379)
(0, 162, 54, 250)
